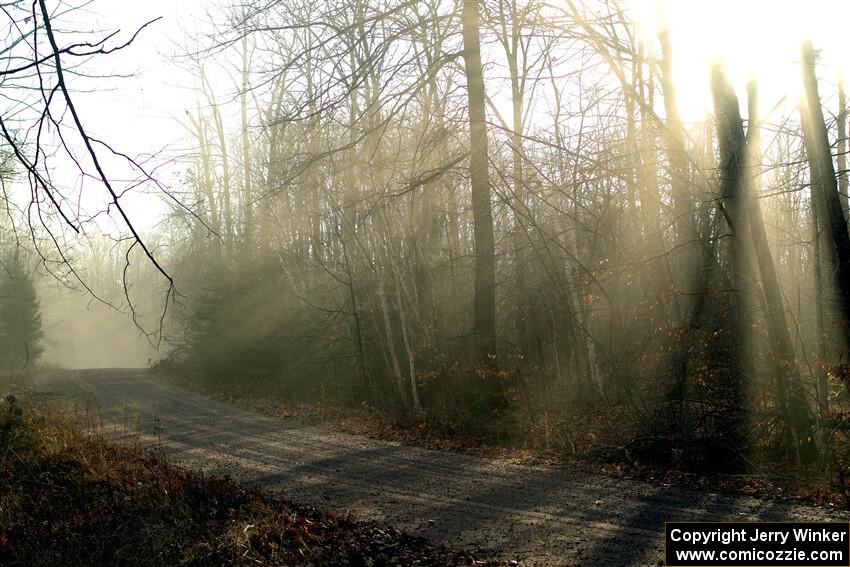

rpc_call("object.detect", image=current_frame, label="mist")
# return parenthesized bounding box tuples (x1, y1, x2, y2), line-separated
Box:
(38, 282, 158, 369)
(3, 3, 850, 558)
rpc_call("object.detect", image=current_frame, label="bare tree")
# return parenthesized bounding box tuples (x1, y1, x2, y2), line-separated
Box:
(800, 40, 850, 373)
(462, 0, 496, 365)
(0, 0, 175, 343)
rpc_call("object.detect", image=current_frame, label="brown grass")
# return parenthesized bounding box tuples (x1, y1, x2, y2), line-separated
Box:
(0, 394, 500, 566)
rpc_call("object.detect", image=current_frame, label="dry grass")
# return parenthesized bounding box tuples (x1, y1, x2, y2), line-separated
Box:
(0, 394, 501, 566)
(171, 374, 850, 511)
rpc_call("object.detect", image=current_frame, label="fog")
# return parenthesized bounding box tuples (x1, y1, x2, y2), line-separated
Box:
(38, 282, 158, 369)
(2, 0, 850, 478)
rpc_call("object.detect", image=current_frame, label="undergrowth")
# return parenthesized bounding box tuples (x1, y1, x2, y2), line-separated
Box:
(0, 394, 500, 566)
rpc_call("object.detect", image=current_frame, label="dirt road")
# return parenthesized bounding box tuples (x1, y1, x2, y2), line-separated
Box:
(32, 369, 845, 566)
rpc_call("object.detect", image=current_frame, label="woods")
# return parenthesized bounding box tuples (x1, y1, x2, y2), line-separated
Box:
(3, 0, 850, 480)
(88, 0, 831, 479)
(0, 255, 42, 373)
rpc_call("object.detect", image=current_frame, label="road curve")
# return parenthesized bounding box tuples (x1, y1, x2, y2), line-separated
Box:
(33, 369, 845, 566)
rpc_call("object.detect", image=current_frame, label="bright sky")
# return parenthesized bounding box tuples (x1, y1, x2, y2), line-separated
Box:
(52, 0, 850, 233)
(80, 0, 211, 147)
(65, 0, 213, 230)
(26, 2, 216, 363)
(84, 0, 850, 164)
(631, 0, 850, 124)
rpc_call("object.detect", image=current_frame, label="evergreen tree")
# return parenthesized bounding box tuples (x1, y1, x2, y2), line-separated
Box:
(0, 255, 43, 371)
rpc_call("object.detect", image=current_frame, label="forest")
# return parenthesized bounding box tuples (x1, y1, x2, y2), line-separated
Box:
(2, 0, 850, 564)
(147, 0, 850, 475)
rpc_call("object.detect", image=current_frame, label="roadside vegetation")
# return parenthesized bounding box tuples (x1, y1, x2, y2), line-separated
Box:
(0, 392, 500, 566)
(166, 370, 850, 510)
(3, 0, 850, 533)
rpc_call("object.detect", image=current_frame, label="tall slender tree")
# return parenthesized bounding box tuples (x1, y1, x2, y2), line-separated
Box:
(746, 81, 816, 462)
(800, 40, 850, 372)
(462, 0, 496, 365)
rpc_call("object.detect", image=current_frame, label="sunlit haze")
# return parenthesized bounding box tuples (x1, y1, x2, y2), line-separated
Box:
(631, 0, 849, 123)
(5, 2, 850, 563)
(73, 0, 211, 230)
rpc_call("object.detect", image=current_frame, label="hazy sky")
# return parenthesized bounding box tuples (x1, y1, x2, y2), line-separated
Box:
(32, 0, 850, 368)
(80, 0, 209, 148)
(80, 0, 850, 160)
(67, 0, 215, 230)
(53, 0, 850, 231)
(632, 0, 850, 122)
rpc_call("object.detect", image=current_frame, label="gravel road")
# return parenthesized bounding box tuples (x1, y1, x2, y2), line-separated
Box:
(32, 368, 847, 566)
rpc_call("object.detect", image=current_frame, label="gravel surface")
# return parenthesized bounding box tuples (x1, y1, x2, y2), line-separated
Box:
(33, 368, 848, 566)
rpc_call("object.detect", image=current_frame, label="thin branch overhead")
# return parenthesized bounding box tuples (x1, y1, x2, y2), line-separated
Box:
(0, 0, 175, 345)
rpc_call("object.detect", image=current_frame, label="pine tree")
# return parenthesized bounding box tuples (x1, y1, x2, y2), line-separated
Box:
(0, 255, 43, 371)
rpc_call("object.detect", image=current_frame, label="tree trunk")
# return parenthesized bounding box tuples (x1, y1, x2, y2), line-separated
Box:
(710, 66, 750, 470)
(799, 40, 850, 369)
(201, 68, 233, 257)
(658, 28, 700, 427)
(811, 204, 831, 467)
(746, 81, 816, 462)
(462, 0, 497, 364)
(838, 80, 848, 218)
(240, 34, 253, 254)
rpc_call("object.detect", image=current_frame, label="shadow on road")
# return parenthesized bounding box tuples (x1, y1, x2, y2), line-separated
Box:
(33, 369, 836, 566)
